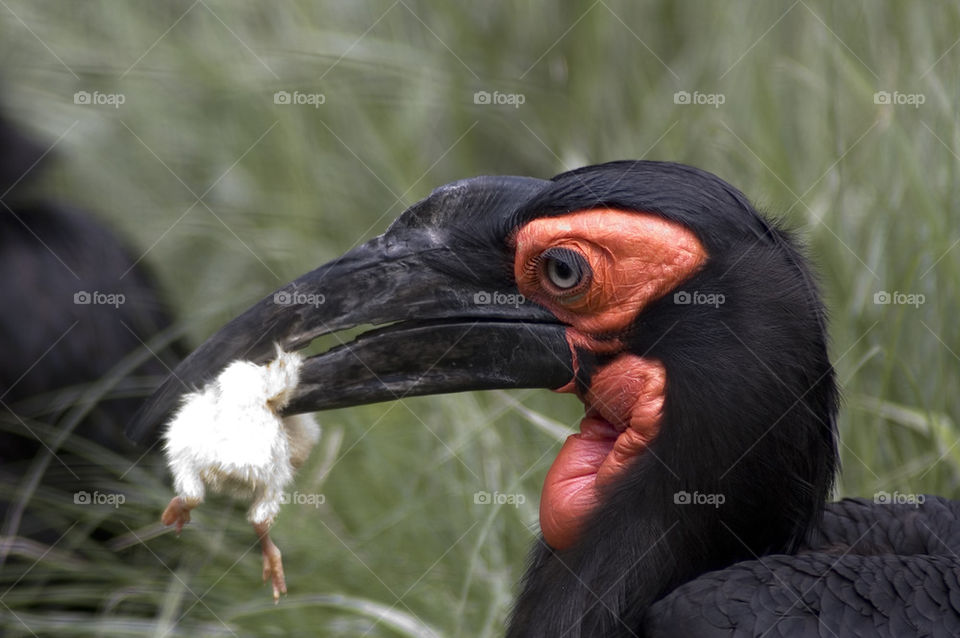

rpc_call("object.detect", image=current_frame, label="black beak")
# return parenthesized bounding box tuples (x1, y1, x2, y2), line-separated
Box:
(128, 176, 575, 444)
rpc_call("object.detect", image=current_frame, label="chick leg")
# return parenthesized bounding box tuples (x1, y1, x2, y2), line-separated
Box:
(164, 466, 204, 533)
(161, 496, 196, 534)
(253, 520, 286, 602)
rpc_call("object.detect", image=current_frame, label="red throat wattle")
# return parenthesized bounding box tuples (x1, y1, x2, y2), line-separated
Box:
(541, 355, 666, 550)
(512, 208, 706, 551)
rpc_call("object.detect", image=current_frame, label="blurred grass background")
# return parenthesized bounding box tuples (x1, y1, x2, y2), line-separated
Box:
(1, 1, 959, 636)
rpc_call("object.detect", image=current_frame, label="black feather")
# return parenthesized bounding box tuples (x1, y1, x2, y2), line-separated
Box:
(0, 109, 185, 536)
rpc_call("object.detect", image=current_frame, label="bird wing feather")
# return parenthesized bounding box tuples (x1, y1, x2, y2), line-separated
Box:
(644, 497, 960, 637)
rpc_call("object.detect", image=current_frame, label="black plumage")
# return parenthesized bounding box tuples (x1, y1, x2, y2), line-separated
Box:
(646, 498, 960, 637)
(0, 109, 182, 540)
(507, 162, 842, 637)
(0, 202, 182, 456)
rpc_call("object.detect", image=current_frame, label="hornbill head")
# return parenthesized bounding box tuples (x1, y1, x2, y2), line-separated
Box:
(130, 160, 839, 634)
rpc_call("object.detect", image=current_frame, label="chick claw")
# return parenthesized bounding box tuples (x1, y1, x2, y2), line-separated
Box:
(161, 496, 193, 534)
(254, 522, 287, 602)
(262, 546, 287, 602)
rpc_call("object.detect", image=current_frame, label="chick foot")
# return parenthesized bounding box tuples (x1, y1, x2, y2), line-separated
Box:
(254, 521, 287, 602)
(161, 496, 194, 534)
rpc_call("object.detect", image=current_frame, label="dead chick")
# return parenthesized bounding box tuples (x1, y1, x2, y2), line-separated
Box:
(161, 346, 319, 601)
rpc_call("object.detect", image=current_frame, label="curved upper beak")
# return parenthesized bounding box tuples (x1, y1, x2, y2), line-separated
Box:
(127, 176, 575, 444)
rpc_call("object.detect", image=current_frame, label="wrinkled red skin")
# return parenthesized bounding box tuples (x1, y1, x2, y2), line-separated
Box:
(513, 209, 705, 550)
(541, 355, 666, 550)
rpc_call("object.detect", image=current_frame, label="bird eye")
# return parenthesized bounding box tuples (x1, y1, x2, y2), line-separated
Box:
(540, 248, 590, 294)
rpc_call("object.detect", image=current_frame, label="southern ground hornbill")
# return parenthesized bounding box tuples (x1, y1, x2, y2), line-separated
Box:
(0, 108, 182, 550)
(130, 161, 960, 636)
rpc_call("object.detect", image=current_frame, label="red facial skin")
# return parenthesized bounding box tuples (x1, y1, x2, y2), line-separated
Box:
(513, 209, 706, 550)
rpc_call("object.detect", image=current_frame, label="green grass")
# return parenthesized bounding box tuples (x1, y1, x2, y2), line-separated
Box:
(2, 1, 960, 635)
